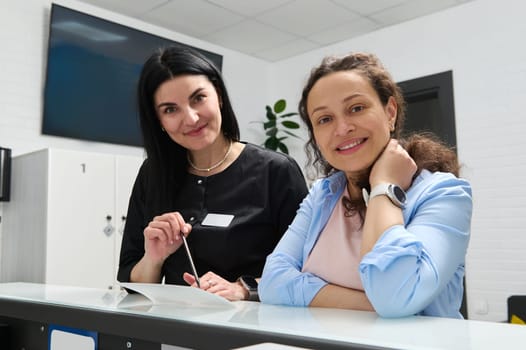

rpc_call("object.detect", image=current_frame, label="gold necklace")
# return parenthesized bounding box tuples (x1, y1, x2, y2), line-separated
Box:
(187, 141, 233, 172)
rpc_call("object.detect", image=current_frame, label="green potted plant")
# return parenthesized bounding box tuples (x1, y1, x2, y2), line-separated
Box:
(258, 99, 301, 154)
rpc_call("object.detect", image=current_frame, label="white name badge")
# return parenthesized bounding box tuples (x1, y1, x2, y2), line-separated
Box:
(201, 213, 234, 227)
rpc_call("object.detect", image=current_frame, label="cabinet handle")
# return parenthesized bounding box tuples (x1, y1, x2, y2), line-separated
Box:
(118, 215, 126, 235)
(103, 215, 114, 237)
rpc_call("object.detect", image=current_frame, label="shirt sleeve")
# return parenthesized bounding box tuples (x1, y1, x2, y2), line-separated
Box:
(268, 155, 309, 240)
(359, 174, 472, 317)
(259, 181, 328, 306)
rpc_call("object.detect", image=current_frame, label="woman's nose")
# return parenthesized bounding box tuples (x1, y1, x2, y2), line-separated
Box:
(183, 107, 199, 125)
(335, 116, 354, 136)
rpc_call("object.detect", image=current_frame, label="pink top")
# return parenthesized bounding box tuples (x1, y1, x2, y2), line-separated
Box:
(302, 190, 364, 290)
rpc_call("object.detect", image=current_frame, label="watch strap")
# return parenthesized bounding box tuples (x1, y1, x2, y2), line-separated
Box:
(237, 276, 259, 302)
(246, 289, 259, 302)
(363, 183, 405, 208)
(363, 183, 388, 207)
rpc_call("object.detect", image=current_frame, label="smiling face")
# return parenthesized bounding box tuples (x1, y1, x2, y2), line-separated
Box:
(307, 71, 397, 176)
(154, 74, 223, 151)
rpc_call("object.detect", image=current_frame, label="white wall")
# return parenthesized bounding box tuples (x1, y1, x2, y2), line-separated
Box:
(0, 0, 271, 158)
(269, 0, 526, 322)
(1, 0, 523, 323)
(0, 0, 271, 253)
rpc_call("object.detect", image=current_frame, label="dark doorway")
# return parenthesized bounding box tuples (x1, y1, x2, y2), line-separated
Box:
(398, 70, 457, 148)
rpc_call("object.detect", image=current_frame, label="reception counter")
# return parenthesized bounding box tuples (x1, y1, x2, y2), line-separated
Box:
(0, 282, 524, 349)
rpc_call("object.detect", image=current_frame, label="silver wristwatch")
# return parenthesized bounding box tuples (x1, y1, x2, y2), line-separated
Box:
(363, 183, 407, 208)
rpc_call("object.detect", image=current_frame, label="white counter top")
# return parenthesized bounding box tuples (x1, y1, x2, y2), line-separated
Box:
(0, 282, 524, 349)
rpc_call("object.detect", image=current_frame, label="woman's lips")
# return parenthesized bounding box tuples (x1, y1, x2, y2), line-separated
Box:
(337, 138, 365, 153)
(185, 124, 206, 136)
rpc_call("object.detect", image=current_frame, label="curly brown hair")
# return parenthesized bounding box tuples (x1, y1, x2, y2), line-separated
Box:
(298, 52, 459, 180)
(298, 52, 459, 214)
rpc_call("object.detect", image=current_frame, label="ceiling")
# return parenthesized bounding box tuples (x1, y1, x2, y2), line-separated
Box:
(76, 0, 473, 62)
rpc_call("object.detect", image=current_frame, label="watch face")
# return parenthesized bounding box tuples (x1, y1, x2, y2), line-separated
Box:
(392, 185, 407, 203)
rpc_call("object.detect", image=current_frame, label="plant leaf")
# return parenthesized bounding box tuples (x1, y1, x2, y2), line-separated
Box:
(281, 120, 300, 129)
(265, 137, 279, 150)
(283, 130, 302, 139)
(277, 142, 289, 154)
(266, 105, 276, 120)
(259, 99, 302, 153)
(279, 112, 298, 118)
(274, 99, 286, 114)
(263, 120, 276, 129)
(266, 127, 278, 137)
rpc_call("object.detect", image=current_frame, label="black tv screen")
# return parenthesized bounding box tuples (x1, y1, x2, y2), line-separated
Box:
(43, 4, 223, 147)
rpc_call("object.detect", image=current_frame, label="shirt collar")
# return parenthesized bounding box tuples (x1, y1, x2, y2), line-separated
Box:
(321, 171, 347, 195)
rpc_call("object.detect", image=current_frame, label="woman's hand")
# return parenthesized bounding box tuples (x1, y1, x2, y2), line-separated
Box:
(370, 138, 417, 190)
(143, 212, 192, 264)
(360, 138, 416, 257)
(183, 271, 248, 301)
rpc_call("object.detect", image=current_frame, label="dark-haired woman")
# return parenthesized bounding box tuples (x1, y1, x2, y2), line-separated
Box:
(118, 47, 308, 301)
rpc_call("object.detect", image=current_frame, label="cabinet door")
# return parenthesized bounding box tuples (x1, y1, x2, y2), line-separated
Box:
(45, 150, 116, 289)
(113, 155, 143, 288)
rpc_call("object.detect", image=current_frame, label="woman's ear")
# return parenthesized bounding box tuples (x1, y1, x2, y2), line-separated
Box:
(386, 96, 397, 132)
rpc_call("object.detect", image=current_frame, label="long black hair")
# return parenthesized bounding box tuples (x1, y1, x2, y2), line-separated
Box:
(137, 46, 240, 211)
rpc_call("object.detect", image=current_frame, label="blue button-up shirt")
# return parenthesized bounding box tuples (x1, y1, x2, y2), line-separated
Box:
(259, 170, 472, 318)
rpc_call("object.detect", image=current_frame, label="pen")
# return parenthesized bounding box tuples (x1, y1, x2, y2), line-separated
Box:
(181, 234, 200, 288)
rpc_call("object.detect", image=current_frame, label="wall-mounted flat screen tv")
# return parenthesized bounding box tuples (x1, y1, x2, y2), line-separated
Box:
(43, 4, 223, 147)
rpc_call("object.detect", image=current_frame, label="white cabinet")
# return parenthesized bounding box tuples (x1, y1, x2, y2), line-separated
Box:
(0, 148, 143, 289)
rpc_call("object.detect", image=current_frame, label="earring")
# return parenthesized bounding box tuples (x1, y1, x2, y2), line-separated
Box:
(161, 127, 166, 132)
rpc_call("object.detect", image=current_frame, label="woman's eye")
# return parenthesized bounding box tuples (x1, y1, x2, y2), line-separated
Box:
(164, 106, 177, 114)
(193, 94, 206, 103)
(318, 116, 332, 125)
(350, 105, 364, 113)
